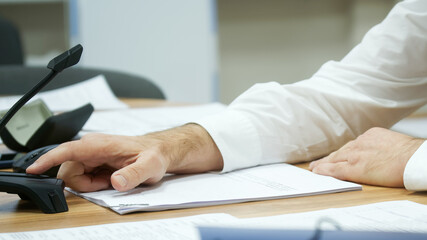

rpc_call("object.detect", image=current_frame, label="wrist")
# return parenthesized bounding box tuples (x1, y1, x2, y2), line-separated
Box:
(144, 124, 223, 174)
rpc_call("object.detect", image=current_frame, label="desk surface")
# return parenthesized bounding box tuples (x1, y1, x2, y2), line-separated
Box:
(1, 99, 426, 233)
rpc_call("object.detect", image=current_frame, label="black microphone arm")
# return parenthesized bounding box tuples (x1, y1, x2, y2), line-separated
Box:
(0, 44, 83, 133)
(0, 44, 83, 214)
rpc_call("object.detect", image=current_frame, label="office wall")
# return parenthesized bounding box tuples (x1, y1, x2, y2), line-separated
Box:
(72, 0, 218, 103)
(217, 0, 396, 104)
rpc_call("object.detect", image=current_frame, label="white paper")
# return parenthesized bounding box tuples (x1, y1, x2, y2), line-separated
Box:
(218, 200, 427, 233)
(81, 103, 226, 136)
(0, 75, 128, 112)
(70, 163, 361, 214)
(0, 214, 237, 240)
(2, 201, 427, 239)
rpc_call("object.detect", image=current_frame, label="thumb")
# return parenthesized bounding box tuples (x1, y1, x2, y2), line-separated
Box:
(111, 162, 151, 191)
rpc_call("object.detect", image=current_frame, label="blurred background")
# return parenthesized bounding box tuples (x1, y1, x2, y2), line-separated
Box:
(0, 0, 398, 104)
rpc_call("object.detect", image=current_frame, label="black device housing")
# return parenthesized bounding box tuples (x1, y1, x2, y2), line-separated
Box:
(0, 44, 84, 214)
(0, 103, 93, 152)
(0, 172, 68, 213)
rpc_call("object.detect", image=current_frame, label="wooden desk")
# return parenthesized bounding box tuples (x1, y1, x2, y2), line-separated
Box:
(1, 99, 427, 233)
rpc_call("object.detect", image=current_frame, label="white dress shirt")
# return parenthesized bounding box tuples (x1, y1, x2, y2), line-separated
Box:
(195, 0, 427, 191)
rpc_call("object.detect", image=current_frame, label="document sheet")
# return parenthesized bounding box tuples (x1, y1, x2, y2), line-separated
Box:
(69, 163, 361, 214)
(0, 214, 237, 240)
(1, 201, 427, 239)
(81, 103, 226, 136)
(223, 200, 427, 233)
(0, 75, 127, 112)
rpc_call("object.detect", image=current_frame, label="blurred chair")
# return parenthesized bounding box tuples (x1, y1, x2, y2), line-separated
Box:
(0, 65, 165, 99)
(0, 15, 24, 65)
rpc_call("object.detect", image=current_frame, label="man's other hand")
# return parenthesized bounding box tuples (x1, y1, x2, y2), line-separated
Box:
(309, 127, 424, 187)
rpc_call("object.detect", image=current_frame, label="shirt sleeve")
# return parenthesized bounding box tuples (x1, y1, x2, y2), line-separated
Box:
(195, 0, 427, 172)
(404, 140, 427, 191)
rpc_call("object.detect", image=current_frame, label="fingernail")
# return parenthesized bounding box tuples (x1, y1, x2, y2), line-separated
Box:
(115, 174, 127, 188)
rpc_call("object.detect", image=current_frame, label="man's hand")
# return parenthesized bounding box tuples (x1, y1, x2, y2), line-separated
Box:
(26, 124, 223, 192)
(309, 127, 424, 187)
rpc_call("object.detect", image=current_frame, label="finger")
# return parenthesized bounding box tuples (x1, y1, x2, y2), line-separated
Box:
(111, 154, 166, 191)
(66, 171, 112, 192)
(58, 162, 112, 192)
(310, 140, 357, 171)
(309, 158, 326, 170)
(311, 162, 352, 181)
(309, 160, 319, 170)
(26, 140, 86, 174)
(309, 151, 339, 170)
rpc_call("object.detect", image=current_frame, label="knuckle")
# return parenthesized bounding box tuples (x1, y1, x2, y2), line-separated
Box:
(145, 149, 168, 171)
(81, 132, 104, 141)
(347, 155, 359, 165)
(328, 151, 337, 161)
(125, 165, 145, 182)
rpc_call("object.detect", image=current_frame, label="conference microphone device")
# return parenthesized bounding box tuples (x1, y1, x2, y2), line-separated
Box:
(0, 44, 91, 213)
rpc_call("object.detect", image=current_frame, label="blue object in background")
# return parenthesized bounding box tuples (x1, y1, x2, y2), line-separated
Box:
(198, 227, 427, 240)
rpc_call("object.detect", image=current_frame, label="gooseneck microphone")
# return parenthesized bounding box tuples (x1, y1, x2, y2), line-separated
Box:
(0, 44, 83, 214)
(0, 44, 83, 133)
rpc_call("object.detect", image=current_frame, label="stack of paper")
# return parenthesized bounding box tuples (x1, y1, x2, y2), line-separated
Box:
(69, 163, 361, 214)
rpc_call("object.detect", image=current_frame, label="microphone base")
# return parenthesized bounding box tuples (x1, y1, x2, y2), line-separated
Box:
(0, 172, 68, 213)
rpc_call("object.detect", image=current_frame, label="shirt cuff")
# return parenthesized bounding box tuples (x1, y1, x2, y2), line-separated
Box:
(192, 109, 262, 173)
(403, 140, 427, 191)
